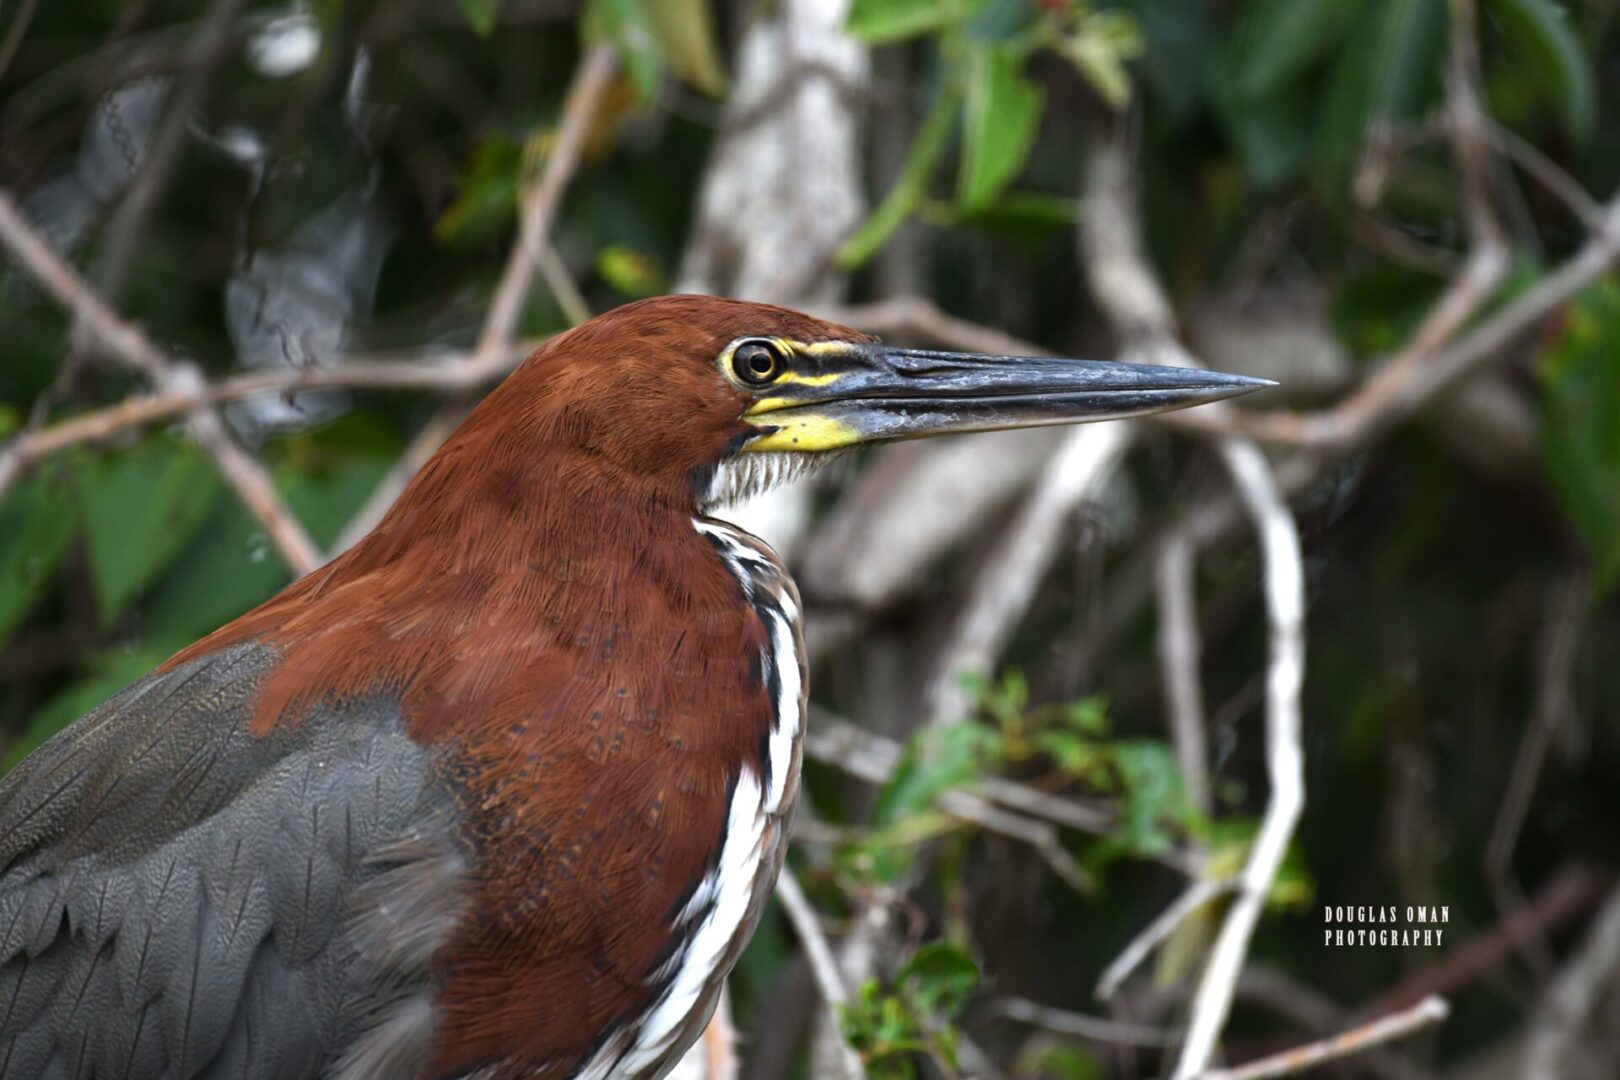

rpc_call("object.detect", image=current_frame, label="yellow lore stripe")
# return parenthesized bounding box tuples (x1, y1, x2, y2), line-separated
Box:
(745, 412, 861, 452)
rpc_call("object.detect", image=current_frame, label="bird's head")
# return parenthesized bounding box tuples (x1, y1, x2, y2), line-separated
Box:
(452, 294, 1272, 512)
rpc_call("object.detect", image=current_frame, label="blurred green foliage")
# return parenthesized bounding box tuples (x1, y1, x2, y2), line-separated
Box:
(1537, 280, 1620, 590)
(841, 941, 981, 1078)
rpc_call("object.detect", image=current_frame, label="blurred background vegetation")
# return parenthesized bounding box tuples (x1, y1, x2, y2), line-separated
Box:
(2, 0, 1620, 1077)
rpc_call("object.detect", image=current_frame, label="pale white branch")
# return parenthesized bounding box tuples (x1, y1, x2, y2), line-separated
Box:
(776, 869, 866, 1080)
(1199, 996, 1448, 1080)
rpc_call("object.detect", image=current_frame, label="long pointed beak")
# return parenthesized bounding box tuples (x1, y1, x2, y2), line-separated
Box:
(742, 343, 1273, 453)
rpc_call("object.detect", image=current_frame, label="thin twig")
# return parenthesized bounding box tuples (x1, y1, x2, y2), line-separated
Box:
(922, 423, 1132, 727)
(1485, 569, 1591, 976)
(803, 710, 1114, 833)
(477, 42, 616, 355)
(176, 368, 322, 574)
(1487, 121, 1609, 234)
(775, 869, 866, 1080)
(89, 0, 250, 311)
(1097, 877, 1234, 1003)
(0, 189, 168, 380)
(332, 399, 475, 554)
(1174, 0, 1514, 451)
(0, 342, 538, 488)
(0, 189, 321, 574)
(1076, 142, 1307, 1080)
(1171, 438, 1306, 1080)
(935, 799, 1095, 895)
(797, 750, 1096, 892)
(1157, 535, 1211, 816)
(996, 996, 1178, 1048)
(0, 0, 40, 83)
(1229, 969, 1441, 1080)
(330, 44, 614, 548)
(1354, 863, 1604, 1020)
(1199, 996, 1448, 1080)
(1522, 883, 1620, 1079)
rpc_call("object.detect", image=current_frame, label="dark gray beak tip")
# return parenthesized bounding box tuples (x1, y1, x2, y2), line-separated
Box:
(1190, 371, 1276, 400)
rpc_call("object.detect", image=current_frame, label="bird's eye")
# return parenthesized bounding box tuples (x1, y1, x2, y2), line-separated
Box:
(733, 341, 783, 386)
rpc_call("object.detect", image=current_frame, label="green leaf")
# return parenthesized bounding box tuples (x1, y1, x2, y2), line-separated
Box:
(77, 438, 224, 626)
(871, 722, 999, 828)
(1064, 694, 1110, 735)
(845, 0, 985, 44)
(1537, 280, 1620, 590)
(1237, 0, 1357, 100)
(838, 89, 960, 270)
(898, 942, 980, 1016)
(1057, 10, 1145, 110)
(1316, 0, 1447, 194)
(840, 942, 979, 1077)
(1130, 0, 1219, 125)
(457, 0, 501, 36)
(587, 0, 664, 100)
(647, 0, 726, 96)
(0, 466, 76, 646)
(1219, 87, 1314, 188)
(143, 452, 392, 643)
(921, 191, 1080, 239)
(1486, 0, 1595, 142)
(1018, 1045, 1102, 1080)
(1111, 739, 1196, 857)
(958, 43, 1042, 210)
(437, 135, 522, 246)
(596, 244, 666, 297)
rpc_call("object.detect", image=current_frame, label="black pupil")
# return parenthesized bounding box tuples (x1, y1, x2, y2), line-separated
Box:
(743, 346, 775, 378)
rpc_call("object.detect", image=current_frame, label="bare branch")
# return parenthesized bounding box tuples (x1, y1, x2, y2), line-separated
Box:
(1485, 569, 1591, 975)
(1199, 996, 1448, 1080)
(800, 428, 1059, 614)
(477, 43, 616, 355)
(1356, 863, 1603, 1019)
(0, 188, 321, 574)
(1097, 877, 1234, 1003)
(1171, 438, 1306, 1079)
(1523, 884, 1620, 1079)
(1077, 141, 1307, 1080)
(331, 399, 475, 555)
(922, 423, 1132, 727)
(996, 996, 1178, 1048)
(0, 0, 41, 84)
(0, 188, 169, 381)
(90, 0, 250, 311)
(1487, 121, 1609, 234)
(177, 368, 322, 574)
(1157, 535, 1211, 816)
(1230, 969, 1440, 1080)
(776, 869, 866, 1080)
(0, 341, 538, 485)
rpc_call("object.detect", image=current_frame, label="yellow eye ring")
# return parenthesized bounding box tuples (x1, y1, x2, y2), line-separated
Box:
(732, 341, 783, 386)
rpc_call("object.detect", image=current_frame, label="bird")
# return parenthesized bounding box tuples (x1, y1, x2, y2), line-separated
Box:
(0, 294, 1269, 1079)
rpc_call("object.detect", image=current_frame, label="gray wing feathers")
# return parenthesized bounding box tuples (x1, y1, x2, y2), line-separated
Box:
(0, 643, 463, 1079)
